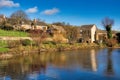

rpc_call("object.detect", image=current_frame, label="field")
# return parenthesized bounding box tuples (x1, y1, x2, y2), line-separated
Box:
(0, 29, 28, 37)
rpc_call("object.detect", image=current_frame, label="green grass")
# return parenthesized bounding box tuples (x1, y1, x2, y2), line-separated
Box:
(0, 48, 8, 52)
(0, 41, 7, 47)
(0, 41, 8, 52)
(0, 29, 28, 37)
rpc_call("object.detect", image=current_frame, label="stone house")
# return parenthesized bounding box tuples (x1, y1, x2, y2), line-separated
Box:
(96, 30, 107, 43)
(78, 24, 119, 43)
(78, 24, 97, 43)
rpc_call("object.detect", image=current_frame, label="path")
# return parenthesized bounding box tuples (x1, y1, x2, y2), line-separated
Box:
(0, 36, 32, 40)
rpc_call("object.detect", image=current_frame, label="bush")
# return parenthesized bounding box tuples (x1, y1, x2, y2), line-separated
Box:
(105, 38, 118, 47)
(1, 23, 14, 30)
(28, 29, 43, 34)
(43, 41, 56, 45)
(21, 39, 32, 46)
(7, 41, 21, 48)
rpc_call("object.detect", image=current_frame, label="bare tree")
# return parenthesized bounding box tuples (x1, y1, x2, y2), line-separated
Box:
(102, 17, 114, 39)
(10, 10, 29, 27)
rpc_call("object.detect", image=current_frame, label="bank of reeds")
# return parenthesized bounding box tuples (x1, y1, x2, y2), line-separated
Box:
(1, 41, 118, 59)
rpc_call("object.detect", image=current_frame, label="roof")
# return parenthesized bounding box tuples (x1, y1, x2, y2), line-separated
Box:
(80, 24, 96, 30)
(96, 30, 107, 33)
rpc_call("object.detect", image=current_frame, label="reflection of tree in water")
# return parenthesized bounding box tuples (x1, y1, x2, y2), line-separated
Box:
(106, 48, 114, 75)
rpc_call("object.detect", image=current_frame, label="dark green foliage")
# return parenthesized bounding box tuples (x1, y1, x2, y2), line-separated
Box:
(43, 41, 56, 45)
(1, 25, 14, 30)
(0, 20, 14, 30)
(21, 39, 32, 46)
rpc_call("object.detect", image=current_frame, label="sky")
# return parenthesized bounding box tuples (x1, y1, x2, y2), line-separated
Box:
(0, 0, 120, 30)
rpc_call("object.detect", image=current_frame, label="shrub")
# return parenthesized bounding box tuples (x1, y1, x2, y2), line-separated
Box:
(105, 38, 118, 47)
(21, 39, 32, 46)
(1, 23, 14, 30)
(28, 29, 43, 35)
(7, 40, 21, 48)
(43, 41, 56, 45)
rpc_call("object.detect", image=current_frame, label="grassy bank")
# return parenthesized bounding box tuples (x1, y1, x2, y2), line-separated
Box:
(0, 29, 28, 37)
(0, 41, 8, 52)
(8, 43, 107, 54)
(0, 48, 9, 52)
(0, 42, 117, 59)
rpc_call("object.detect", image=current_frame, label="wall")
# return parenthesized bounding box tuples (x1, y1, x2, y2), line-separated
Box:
(91, 25, 97, 43)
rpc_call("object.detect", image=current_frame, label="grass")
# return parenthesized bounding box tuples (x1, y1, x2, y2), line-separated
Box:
(0, 29, 28, 37)
(0, 48, 8, 52)
(0, 41, 8, 52)
(0, 41, 7, 47)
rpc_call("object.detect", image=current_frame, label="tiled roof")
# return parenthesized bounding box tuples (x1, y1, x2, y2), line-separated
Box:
(80, 24, 95, 30)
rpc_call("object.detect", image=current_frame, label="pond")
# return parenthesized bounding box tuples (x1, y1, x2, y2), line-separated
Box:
(0, 48, 120, 80)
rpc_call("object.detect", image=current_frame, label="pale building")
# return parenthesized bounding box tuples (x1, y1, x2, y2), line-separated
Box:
(79, 24, 97, 43)
(0, 14, 6, 22)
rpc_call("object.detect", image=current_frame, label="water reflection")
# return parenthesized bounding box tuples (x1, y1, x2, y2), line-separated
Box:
(0, 49, 120, 80)
(90, 49, 97, 72)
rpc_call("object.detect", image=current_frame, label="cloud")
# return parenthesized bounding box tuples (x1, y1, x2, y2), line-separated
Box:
(26, 6, 38, 13)
(41, 8, 59, 15)
(0, 0, 20, 8)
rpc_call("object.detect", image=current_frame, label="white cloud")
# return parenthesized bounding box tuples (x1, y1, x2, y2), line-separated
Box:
(26, 6, 38, 13)
(0, 0, 20, 8)
(41, 8, 59, 15)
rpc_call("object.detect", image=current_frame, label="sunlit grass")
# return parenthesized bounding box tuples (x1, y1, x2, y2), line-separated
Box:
(0, 48, 8, 52)
(0, 29, 28, 37)
(0, 41, 7, 47)
(0, 41, 8, 52)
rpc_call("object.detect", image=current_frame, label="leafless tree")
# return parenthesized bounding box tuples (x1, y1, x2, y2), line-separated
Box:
(102, 17, 114, 39)
(10, 10, 29, 27)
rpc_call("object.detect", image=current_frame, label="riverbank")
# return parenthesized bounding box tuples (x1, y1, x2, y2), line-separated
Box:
(0, 43, 108, 59)
(1, 42, 120, 60)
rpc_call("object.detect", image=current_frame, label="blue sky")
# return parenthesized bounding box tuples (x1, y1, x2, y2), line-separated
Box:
(0, 0, 120, 30)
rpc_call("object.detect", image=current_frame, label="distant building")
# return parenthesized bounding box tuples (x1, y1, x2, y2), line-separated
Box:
(0, 14, 6, 23)
(96, 30, 107, 43)
(78, 24, 119, 43)
(79, 24, 97, 43)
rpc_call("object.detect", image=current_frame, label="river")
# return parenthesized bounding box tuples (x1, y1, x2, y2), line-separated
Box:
(0, 48, 120, 80)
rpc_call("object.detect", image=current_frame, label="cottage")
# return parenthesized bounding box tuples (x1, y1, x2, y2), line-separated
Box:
(96, 30, 107, 43)
(79, 24, 97, 43)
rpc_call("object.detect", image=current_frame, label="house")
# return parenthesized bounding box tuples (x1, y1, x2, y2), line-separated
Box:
(79, 24, 97, 43)
(78, 24, 119, 43)
(0, 14, 6, 23)
(96, 30, 107, 43)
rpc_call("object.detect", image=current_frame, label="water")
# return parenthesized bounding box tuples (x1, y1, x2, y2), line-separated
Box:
(0, 48, 120, 80)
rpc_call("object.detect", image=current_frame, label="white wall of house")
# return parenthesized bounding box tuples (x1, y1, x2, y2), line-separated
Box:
(21, 25, 46, 30)
(21, 24, 31, 29)
(91, 25, 97, 43)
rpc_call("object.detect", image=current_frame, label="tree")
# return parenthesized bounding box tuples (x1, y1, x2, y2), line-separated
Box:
(10, 10, 29, 26)
(102, 17, 114, 39)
